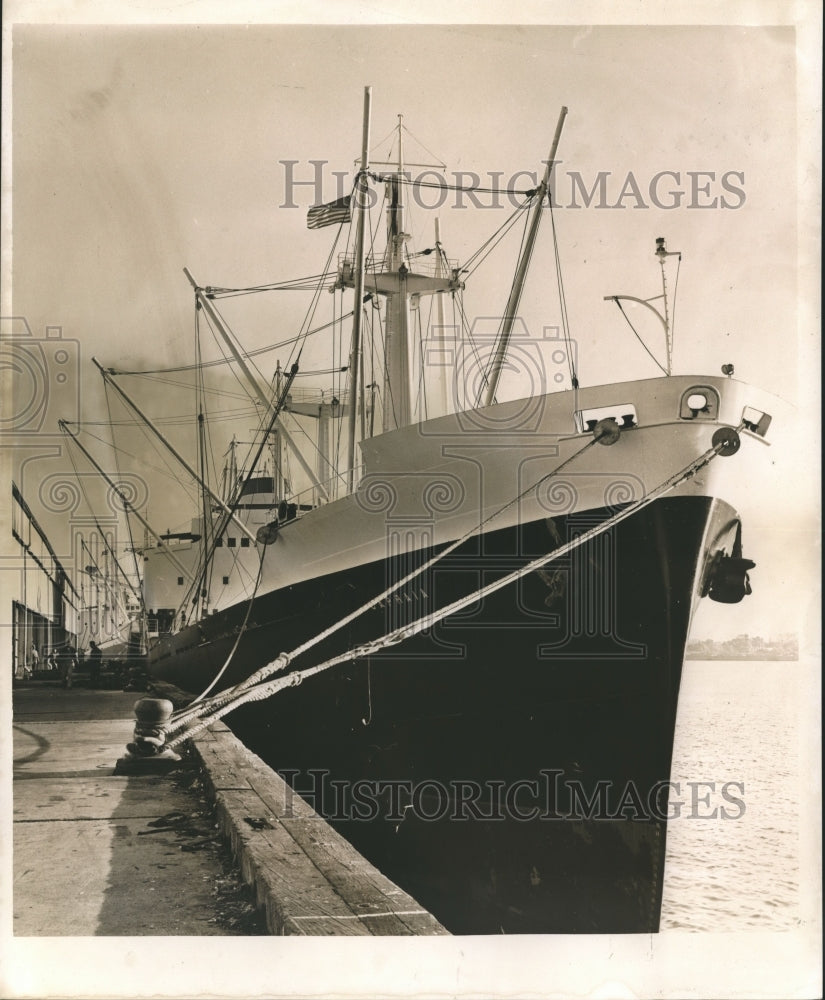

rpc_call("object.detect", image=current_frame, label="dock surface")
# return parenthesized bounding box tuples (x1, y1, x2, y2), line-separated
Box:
(12, 680, 447, 936)
(12, 683, 264, 935)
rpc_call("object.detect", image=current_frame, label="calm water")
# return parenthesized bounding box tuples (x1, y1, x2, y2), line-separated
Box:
(661, 660, 803, 931)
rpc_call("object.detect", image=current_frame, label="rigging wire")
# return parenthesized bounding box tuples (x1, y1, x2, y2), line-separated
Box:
(103, 380, 149, 635)
(188, 547, 268, 704)
(196, 307, 282, 489)
(77, 538, 112, 637)
(114, 374, 254, 401)
(68, 425, 208, 489)
(398, 122, 446, 169)
(414, 289, 437, 422)
(370, 171, 536, 197)
(453, 289, 488, 406)
(205, 321, 277, 487)
(111, 311, 354, 377)
(461, 193, 535, 277)
(293, 366, 349, 378)
(670, 253, 682, 347)
(548, 200, 579, 389)
(70, 404, 261, 428)
(280, 404, 347, 495)
(370, 121, 400, 156)
(207, 271, 338, 297)
(614, 299, 669, 376)
(283, 175, 360, 375)
(202, 296, 275, 398)
(175, 528, 254, 630)
(75, 514, 139, 614)
(129, 408, 202, 513)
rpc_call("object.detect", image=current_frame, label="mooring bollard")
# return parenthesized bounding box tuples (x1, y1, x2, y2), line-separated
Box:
(115, 697, 182, 774)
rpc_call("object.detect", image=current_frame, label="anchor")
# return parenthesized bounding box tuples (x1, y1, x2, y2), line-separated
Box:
(706, 553, 756, 604)
(703, 518, 755, 605)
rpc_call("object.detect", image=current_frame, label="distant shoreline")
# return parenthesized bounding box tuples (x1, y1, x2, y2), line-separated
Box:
(685, 636, 798, 662)
(684, 653, 798, 662)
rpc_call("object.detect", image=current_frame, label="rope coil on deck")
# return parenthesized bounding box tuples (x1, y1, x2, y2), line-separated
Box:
(165, 426, 743, 750)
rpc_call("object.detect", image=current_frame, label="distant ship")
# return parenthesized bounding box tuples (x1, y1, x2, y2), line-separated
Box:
(68, 92, 773, 933)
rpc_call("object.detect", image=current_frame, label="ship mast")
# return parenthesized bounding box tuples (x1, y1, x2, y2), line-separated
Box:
(346, 85, 372, 494)
(335, 95, 460, 443)
(382, 114, 413, 432)
(655, 236, 681, 376)
(483, 106, 568, 407)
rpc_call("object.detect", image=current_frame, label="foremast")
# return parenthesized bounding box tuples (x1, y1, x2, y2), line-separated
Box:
(337, 93, 462, 450)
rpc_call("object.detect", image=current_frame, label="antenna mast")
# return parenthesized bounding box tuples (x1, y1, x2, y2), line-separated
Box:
(604, 236, 681, 376)
(655, 236, 681, 375)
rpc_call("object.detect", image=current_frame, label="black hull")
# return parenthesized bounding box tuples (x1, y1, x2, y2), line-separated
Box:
(150, 494, 736, 934)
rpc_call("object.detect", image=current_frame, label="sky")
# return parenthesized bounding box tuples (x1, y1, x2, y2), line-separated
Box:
(0, 5, 820, 1000)
(9, 22, 801, 394)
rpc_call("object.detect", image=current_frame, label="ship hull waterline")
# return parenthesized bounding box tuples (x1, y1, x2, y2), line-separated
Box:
(148, 493, 739, 934)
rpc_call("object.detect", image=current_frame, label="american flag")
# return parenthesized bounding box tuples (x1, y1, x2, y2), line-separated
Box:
(306, 195, 352, 230)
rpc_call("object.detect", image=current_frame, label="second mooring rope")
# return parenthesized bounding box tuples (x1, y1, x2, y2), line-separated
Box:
(166, 429, 739, 749)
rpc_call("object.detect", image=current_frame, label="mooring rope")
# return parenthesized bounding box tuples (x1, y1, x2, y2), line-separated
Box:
(166, 428, 739, 749)
(166, 430, 602, 734)
(188, 548, 268, 705)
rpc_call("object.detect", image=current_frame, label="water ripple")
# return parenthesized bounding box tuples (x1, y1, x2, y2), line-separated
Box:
(660, 661, 801, 932)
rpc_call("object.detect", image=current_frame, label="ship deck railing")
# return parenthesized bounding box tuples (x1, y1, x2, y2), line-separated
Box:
(337, 250, 459, 280)
(284, 463, 366, 515)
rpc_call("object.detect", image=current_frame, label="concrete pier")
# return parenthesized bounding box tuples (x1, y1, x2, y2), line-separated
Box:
(12, 680, 447, 936)
(195, 720, 449, 935)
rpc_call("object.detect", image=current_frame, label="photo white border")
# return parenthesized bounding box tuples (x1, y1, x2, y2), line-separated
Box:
(1, 2, 820, 998)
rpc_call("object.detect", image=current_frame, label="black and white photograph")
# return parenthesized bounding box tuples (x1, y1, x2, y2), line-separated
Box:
(1, 2, 820, 998)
